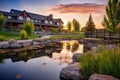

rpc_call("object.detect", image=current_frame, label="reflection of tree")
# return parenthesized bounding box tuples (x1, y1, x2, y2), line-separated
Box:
(63, 41, 79, 53)
(71, 41, 79, 52)
(66, 43, 70, 51)
(0, 54, 7, 64)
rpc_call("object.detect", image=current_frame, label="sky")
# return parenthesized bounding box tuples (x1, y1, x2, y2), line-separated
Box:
(0, 0, 108, 28)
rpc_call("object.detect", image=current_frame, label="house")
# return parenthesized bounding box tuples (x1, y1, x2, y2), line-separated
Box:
(0, 9, 64, 31)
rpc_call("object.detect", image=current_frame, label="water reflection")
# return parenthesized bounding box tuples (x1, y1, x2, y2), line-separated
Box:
(52, 40, 83, 63)
(0, 41, 83, 80)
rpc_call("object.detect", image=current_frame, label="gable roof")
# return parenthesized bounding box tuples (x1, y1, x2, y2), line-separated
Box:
(0, 11, 12, 16)
(1, 9, 63, 24)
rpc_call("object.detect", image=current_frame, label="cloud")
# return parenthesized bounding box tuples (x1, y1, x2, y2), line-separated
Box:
(45, 3, 106, 14)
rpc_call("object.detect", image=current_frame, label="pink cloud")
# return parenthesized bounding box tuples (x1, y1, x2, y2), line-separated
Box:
(46, 3, 106, 14)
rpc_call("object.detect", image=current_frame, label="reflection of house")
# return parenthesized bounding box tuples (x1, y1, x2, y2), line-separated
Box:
(0, 9, 64, 30)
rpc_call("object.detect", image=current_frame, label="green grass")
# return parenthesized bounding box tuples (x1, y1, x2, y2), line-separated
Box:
(50, 33, 85, 40)
(0, 31, 39, 41)
(80, 47, 120, 79)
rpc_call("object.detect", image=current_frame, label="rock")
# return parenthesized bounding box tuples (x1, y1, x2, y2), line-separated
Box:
(89, 74, 119, 80)
(72, 53, 82, 62)
(22, 43, 31, 47)
(60, 63, 83, 80)
(8, 39, 16, 44)
(10, 43, 22, 49)
(1, 44, 10, 49)
(32, 41, 41, 45)
(87, 43, 98, 49)
(106, 44, 117, 50)
(91, 45, 101, 53)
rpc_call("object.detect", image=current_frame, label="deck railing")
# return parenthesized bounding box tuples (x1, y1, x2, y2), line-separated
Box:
(85, 30, 120, 41)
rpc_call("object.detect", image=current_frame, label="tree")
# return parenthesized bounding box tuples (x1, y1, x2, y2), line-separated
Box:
(102, 0, 120, 31)
(22, 21, 34, 36)
(85, 14, 96, 32)
(66, 21, 72, 32)
(72, 19, 80, 32)
(0, 12, 7, 30)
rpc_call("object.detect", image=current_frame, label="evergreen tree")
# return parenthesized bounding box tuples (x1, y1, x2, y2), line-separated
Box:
(66, 21, 72, 32)
(102, 0, 120, 31)
(72, 19, 80, 31)
(85, 14, 96, 32)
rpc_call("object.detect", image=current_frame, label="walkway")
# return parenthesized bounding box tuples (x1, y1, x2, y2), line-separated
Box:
(0, 35, 52, 46)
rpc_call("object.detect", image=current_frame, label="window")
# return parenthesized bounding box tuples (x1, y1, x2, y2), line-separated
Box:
(35, 20, 38, 22)
(45, 20, 48, 24)
(57, 22, 60, 25)
(26, 17, 30, 21)
(8, 16, 11, 19)
(18, 16, 23, 20)
(50, 21, 52, 24)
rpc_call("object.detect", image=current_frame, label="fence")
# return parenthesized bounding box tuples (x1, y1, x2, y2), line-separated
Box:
(85, 30, 120, 41)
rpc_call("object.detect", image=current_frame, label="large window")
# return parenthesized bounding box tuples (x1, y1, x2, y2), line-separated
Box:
(50, 21, 52, 24)
(18, 16, 23, 20)
(45, 20, 48, 24)
(8, 16, 11, 19)
(26, 17, 30, 21)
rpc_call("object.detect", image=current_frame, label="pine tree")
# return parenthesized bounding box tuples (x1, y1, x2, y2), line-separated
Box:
(102, 0, 120, 31)
(66, 21, 72, 32)
(72, 19, 80, 32)
(85, 14, 96, 32)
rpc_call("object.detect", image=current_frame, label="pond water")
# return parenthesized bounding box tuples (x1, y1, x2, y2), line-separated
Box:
(0, 40, 83, 80)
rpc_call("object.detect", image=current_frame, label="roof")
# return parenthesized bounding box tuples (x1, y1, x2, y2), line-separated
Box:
(1, 9, 63, 24)
(0, 11, 12, 16)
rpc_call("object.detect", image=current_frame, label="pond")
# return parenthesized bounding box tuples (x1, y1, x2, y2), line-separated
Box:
(0, 40, 83, 80)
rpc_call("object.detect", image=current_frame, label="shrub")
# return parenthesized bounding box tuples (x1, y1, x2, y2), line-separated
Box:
(20, 29, 27, 39)
(23, 21, 34, 36)
(80, 47, 120, 79)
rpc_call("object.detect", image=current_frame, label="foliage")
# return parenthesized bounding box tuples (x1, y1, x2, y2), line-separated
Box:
(80, 47, 120, 79)
(20, 29, 28, 39)
(0, 12, 7, 30)
(23, 21, 34, 36)
(102, 0, 120, 31)
(0, 31, 38, 41)
(66, 21, 72, 32)
(85, 14, 96, 32)
(50, 28, 59, 33)
(50, 33, 85, 40)
(72, 19, 81, 32)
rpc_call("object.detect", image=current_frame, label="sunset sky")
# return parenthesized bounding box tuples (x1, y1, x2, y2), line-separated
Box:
(0, 0, 108, 28)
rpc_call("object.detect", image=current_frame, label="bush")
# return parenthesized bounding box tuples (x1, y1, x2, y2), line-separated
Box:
(20, 30, 27, 39)
(80, 47, 120, 79)
(23, 21, 34, 36)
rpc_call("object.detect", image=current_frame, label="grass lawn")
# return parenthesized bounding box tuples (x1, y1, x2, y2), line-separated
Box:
(0, 31, 39, 41)
(50, 32, 85, 40)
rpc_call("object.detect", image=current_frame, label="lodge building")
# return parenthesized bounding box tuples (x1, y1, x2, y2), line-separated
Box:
(0, 9, 64, 31)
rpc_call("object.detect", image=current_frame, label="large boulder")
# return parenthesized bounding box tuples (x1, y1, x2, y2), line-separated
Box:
(60, 63, 83, 80)
(10, 43, 22, 49)
(8, 39, 16, 45)
(72, 53, 82, 63)
(1, 44, 10, 49)
(89, 74, 119, 80)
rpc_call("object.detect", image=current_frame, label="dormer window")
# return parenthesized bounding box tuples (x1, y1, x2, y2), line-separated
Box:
(45, 20, 48, 24)
(26, 17, 30, 21)
(8, 16, 11, 19)
(18, 16, 23, 20)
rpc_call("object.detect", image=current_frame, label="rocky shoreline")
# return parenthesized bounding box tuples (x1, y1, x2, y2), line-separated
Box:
(0, 38, 119, 80)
